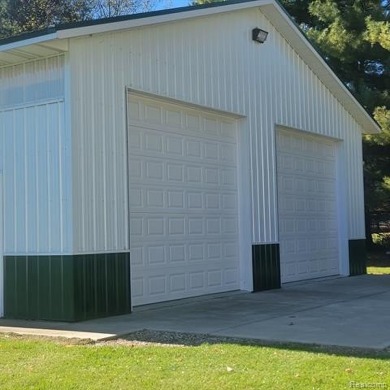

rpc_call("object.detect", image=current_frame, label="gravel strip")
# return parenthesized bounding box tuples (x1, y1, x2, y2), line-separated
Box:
(96, 329, 390, 357)
(2, 330, 389, 356)
(96, 329, 238, 347)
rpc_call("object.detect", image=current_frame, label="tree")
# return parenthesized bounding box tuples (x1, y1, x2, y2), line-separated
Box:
(282, 1, 389, 112)
(0, 0, 13, 37)
(0, 0, 159, 38)
(90, 0, 156, 18)
(0, 0, 93, 37)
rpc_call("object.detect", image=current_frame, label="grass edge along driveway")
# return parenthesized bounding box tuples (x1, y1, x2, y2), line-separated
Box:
(0, 333, 388, 390)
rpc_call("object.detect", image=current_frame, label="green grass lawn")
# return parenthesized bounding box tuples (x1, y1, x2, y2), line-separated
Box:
(367, 266, 390, 274)
(0, 334, 389, 390)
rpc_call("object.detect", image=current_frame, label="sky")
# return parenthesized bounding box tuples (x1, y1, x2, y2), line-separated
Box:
(157, 0, 192, 10)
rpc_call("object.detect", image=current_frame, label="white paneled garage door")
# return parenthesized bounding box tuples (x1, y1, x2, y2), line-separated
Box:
(127, 94, 240, 306)
(276, 129, 340, 283)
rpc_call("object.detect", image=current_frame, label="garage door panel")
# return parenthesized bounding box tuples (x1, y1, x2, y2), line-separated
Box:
(129, 95, 240, 305)
(279, 217, 338, 235)
(130, 192, 237, 214)
(131, 261, 240, 302)
(130, 113, 236, 146)
(279, 196, 331, 215)
(129, 158, 235, 189)
(130, 214, 237, 242)
(277, 130, 339, 283)
(131, 248, 239, 268)
(278, 174, 336, 198)
(130, 121, 236, 156)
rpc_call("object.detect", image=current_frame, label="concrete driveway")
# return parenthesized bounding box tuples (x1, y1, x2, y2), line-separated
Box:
(0, 275, 389, 350)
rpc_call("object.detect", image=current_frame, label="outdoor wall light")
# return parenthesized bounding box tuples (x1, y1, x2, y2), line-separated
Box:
(252, 28, 269, 44)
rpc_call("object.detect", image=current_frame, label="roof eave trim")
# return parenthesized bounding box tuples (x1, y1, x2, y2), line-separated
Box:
(0, 32, 58, 53)
(57, 0, 272, 39)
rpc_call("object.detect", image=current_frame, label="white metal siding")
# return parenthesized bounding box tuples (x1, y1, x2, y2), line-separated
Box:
(0, 56, 70, 255)
(0, 56, 64, 109)
(71, 46, 129, 254)
(0, 101, 71, 254)
(69, 8, 366, 253)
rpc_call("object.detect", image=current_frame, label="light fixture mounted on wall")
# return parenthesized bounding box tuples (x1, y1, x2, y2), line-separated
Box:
(252, 28, 268, 44)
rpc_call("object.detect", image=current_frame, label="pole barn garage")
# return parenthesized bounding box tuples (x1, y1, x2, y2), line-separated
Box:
(0, 0, 380, 320)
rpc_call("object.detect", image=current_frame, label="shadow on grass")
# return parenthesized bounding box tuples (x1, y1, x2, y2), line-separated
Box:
(367, 250, 390, 264)
(367, 251, 390, 275)
(99, 329, 390, 360)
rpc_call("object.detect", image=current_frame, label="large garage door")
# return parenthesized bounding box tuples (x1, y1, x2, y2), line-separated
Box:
(127, 94, 240, 306)
(276, 129, 340, 283)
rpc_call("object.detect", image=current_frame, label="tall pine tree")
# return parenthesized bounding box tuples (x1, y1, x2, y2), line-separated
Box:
(282, 1, 389, 126)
